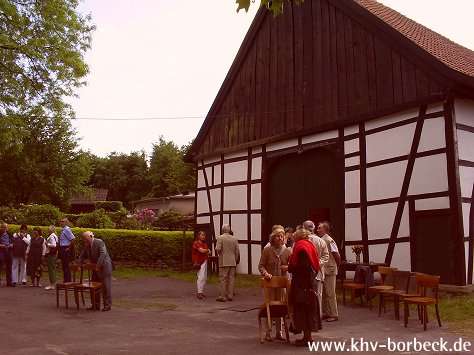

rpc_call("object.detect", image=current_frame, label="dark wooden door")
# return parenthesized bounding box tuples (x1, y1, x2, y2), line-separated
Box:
(411, 210, 454, 284)
(265, 148, 342, 246)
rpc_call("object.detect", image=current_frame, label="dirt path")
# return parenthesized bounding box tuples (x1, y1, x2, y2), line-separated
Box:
(1, 276, 472, 354)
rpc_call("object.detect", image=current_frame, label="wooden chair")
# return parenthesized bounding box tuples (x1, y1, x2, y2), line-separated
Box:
(391, 272, 421, 320)
(56, 264, 80, 308)
(378, 270, 411, 318)
(403, 273, 441, 331)
(368, 266, 397, 310)
(342, 265, 372, 307)
(74, 263, 103, 311)
(257, 276, 291, 344)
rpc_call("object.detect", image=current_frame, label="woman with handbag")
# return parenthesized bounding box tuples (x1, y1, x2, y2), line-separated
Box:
(45, 225, 59, 290)
(11, 224, 30, 286)
(288, 228, 322, 346)
(192, 231, 211, 299)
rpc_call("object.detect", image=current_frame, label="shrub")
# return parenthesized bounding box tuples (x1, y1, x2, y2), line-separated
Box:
(95, 201, 123, 212)
(132, 208, 155, 229)
(76, 209, 116, 229)
(24, 204, 61, 226)
(154, 211, 184, 231)
(0, 206, 26, 224)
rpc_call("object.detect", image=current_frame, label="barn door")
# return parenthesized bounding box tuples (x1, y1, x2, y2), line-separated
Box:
(265, 148, 342, 246)
(411, 210, 454, 284)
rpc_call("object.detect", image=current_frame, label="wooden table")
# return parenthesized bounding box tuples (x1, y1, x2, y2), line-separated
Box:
(338, 261, 387, 286)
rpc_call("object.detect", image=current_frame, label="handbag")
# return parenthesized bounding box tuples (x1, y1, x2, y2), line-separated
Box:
(294, 287, 317, 305)
(192, 262, 201, 270)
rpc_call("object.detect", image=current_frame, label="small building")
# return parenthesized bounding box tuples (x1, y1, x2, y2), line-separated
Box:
(70, 188, 108, 214)
(133, 193, 195, 215)
(186, 0, 474, 285)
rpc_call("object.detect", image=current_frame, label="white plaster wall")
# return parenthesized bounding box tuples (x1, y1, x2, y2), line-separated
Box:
(236, 245, 248, 274)
(345, 156, 360, 167)
(415, 197, 450, 211)
(345, 170, 360, 203)
(251, 214, 262, 241)
(223, 185, 248, 210)
(462, 203, 471, 238)
(301, 130, 338, 144)
(251, 183, 261, 209)
(344, 138, 359, 155)
(223, 160, 248, 183)
(196, 190, 209, 214)
(344, 125, 359, 136)
(213, 218, 222, 238)
(390, 242, 411, 271)
(197, 169, 206, 189)
(399, 205, 410, 237)
(366, 161, 407, 201)
(418, 117, 446, 153)
(196, 216, 209, 224)
(457, 130, 474, 161)
(214, 165, 221, 185)
(251, 156, 262, 180)
(454, 98, 474, 125)
(231, 214, 247, 240)
(345, 208, 362, 241)
(426, 102, 444, 114)
(408, 154, 448, 195)
(210, 188, 221, 212)
(459, 166, 474, 198)
(365, 107, 419, 130)
(366, 244, 388, 264)
(366, 123, 415, 163)
(266, 138, 298, 151)
(252, 244, 263, 275)
(367, 203, 397, 239)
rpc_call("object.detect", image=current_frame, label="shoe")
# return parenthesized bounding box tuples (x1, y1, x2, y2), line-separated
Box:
(321, 314, 330, 320)
(86, 306, 97, 311)
(22, 282, 27, 285)
(216, 297, 226, 302)
(102, 306, 111, 312)
(275, 332, 285, 341)
(326, 316, 338, 322)
(197, 293, 204, 299)
(265, 332, 273, 342)
(294, 338, 312, 346)
(201, 294, 207, 298)
(36, 284, 42, 287)
(45, 285, 54, 290)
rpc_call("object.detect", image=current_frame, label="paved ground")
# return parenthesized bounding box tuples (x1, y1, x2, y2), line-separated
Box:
(1, 275, 472, 354)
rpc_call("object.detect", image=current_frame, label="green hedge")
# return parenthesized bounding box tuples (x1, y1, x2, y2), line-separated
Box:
(8, 225, 194, 265)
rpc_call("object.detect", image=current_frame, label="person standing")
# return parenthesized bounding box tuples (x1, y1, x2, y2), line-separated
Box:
(26, 227, 46, 287)
(215, 224, 240, 302)
(192, 231, 211, 299)
(77, 231, 115, 311)
(304, 220, 329, 319)
(0, 222, 14, 287)
(317, 221, 341, 322)
(11, 224, 31, 286)
(45, 225, 59, 290)
(59, 218, 75, 282)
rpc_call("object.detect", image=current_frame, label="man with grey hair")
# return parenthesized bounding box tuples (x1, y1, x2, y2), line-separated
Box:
(304, 220, 329, 320)
(215, 224, 240, 302)
(77, 231, 115, 311)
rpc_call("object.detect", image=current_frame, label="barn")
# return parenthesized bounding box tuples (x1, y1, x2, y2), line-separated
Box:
(185, 0, 474, 285)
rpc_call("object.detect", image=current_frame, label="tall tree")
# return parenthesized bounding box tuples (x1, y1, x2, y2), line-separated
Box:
(0, 0, 95, 208)
(87, 151, 151, 210)
(235, 0, 304, 15)
(149, 137, 195, 198)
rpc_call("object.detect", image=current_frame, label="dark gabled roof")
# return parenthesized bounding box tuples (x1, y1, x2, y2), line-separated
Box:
(71, 188, 108, 205)
(354, 0, 474, 78)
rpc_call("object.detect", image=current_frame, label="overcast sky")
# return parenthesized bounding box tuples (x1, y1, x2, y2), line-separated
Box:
(69, 0, 474, 158)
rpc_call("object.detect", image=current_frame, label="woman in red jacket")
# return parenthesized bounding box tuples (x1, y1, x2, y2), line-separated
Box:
(192, 231, 211, 299)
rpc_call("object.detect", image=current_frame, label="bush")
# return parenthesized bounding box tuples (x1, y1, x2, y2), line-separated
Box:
(154, 211, 184, 231)
(76, 209, 116, 229)
(95, 201, 123, 212)
(0, 206, 26, 224)
(24, 204, 61, 226)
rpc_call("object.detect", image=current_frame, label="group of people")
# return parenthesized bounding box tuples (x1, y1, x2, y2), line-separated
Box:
(259, 220, 340, 345)
(0, 219, 115, 312)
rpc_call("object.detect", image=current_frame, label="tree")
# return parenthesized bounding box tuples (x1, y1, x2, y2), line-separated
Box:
(149, 137, 195, 198)
(87, 151, 151, 210)
(235, 0, 304, 15)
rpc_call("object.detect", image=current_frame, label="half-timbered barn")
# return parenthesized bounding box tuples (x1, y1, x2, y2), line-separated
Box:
(185, 0, 474, 285)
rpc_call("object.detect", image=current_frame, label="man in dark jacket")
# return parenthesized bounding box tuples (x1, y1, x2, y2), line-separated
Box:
(0, 223, 14, 287)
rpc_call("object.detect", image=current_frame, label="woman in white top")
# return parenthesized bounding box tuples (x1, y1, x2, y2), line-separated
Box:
(45, 225, 59, 289)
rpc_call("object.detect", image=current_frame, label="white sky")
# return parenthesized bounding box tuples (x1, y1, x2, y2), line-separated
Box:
(69, 0, 474, 158)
